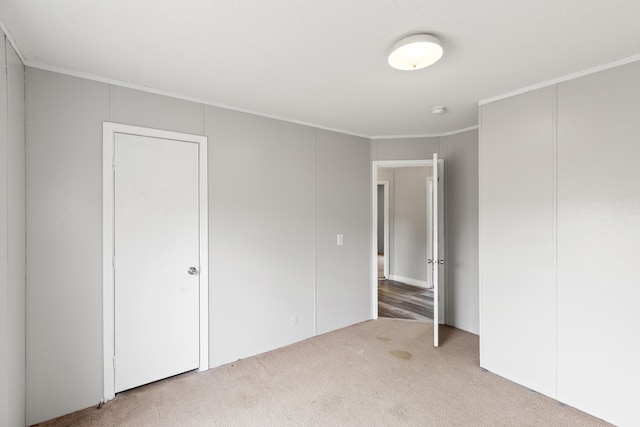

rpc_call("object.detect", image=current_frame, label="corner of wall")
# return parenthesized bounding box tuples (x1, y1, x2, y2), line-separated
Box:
(1, 30, 27, 427)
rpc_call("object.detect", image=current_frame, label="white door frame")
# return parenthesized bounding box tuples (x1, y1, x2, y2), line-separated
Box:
(371, 159, 444, 320)
(426, 176, 434, 288)
(377, 181, 390, 279)
(102, 122, 209, 401)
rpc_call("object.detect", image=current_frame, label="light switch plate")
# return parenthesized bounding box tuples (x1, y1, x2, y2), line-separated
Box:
(337, 234, 344, 246)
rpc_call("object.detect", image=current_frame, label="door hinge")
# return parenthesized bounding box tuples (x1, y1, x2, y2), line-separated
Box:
(113, 356, 116, 369)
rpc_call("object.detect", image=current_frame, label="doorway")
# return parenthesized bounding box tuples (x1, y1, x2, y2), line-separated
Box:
(102, 123, 209, 401)
(371, 158, 445, 344)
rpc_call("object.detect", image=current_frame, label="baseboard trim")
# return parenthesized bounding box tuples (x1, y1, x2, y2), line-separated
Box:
(389, 275, 429, 288)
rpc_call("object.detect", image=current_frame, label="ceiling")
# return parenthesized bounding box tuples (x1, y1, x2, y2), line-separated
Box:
(1, 0, 640, 138)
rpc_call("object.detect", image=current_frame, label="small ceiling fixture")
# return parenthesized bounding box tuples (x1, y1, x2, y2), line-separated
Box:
(388, 34, 443, 71)
(431, 105, 447, 114)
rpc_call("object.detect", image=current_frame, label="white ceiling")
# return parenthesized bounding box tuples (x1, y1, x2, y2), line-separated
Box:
(1, 0, 640, 137)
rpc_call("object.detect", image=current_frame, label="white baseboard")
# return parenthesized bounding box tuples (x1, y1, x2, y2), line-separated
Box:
(389, 274, 429, 288)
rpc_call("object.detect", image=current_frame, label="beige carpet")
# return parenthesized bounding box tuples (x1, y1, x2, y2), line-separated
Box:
(37, 319, 610, 426)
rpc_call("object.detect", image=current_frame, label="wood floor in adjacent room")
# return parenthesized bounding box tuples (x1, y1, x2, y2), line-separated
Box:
(377, 254, 433, 321)
(378, 279, 433, 321)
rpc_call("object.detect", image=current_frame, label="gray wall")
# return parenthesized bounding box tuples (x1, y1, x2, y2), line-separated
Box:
(25, 68, 371, 424)
(315, 129, 371, 334)
(479, 60, 640, 426)
(443, 129, 479, 334)
(390, 166, 430, 285)
(377, 185, 384, 254)
(371, 132, 480, 334)
(0, 37, 7, 427)
(204, 106, 315, 366)
(371, 137, 443, 161)
(0, 35, 26, 427)
(377, 168, 394, 267)
(26, 69, 109, 425)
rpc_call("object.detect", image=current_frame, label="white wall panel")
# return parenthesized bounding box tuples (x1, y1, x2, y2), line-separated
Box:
(480, 60, 640, 426)
(479, 87, 556, 397)
(556, 61, 640, 427)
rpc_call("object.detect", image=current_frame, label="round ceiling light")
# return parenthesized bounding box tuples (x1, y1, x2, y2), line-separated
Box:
(431, 105, 447, 114)
(388, 34, 443, 71)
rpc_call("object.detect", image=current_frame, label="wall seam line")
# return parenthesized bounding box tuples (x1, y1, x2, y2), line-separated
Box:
(553, 83, 559, 400)
(442, 135, 448, 325)
(477, 105, 483, 365)
(2, 33, 10, 426)
(23, 51, 31, 425)
(21, 43, 27, 426)
(312, 128, 317, 336)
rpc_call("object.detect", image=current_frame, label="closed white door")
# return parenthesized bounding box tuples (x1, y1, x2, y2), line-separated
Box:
(114, 133, 200, 393)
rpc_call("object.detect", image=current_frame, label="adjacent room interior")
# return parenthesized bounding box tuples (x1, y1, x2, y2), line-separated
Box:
(376, 165, 435, 322)
(1, 2, 639, 426)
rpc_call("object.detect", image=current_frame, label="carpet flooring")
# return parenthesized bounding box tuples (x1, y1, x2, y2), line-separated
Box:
(36, 319, 610, 426)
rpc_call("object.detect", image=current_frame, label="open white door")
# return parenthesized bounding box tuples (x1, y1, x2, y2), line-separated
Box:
(431, 153, 445, 347)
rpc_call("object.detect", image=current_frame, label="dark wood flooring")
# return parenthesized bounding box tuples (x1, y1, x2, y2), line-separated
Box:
(378, 279, 433, 321)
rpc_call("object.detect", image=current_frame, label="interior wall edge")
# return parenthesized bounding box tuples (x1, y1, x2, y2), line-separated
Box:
(1, 29, 27, 427)
(0, 17, 26, 64)
(478, 54, 640, 106)
(0, 30, 10, 427)
(23, 62, 370, 139)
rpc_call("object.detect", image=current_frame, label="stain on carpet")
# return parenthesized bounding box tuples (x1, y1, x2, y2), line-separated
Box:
(390, 350, 412, 360)
(377, 336, 391, 342)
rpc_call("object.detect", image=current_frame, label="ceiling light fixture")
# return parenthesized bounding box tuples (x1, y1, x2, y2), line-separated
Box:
(388, 34, 443, 71)
(431, 105, 447, 114)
